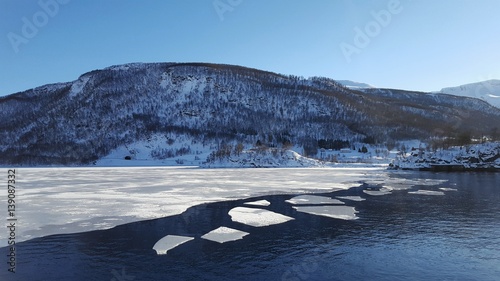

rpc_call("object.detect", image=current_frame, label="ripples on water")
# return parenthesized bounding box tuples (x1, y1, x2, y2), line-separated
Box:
(1, 172, 499, 281)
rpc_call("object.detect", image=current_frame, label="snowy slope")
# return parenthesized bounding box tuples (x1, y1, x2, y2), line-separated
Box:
(440, 80, 500, 108)
(202, 149, 324, 168)
(94, 133, 213, 167)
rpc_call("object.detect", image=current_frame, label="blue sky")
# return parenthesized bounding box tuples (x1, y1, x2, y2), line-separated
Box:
(1, 0, 499, 96)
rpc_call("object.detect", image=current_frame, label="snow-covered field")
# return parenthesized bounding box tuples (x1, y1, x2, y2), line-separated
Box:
(93, 132, 407, 168)
(1, 167, 392, 246)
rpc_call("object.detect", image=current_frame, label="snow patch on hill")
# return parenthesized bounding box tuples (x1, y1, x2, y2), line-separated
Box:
(69, 76, 90, 98)
(95, 133, 323, 168)
(95, 133, 212, 166)
(93, 133, 401, 168)
(202, 149, 324, 168)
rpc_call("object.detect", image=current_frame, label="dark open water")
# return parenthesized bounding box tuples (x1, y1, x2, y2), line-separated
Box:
(2, 172, 499, 281)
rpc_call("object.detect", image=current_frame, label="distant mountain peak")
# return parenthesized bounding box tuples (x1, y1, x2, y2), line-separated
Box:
(335, 80, 375, 89)
(440, 79, 500, 108)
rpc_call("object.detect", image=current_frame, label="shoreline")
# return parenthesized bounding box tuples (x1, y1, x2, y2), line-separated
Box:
(390, 163, 500, 172)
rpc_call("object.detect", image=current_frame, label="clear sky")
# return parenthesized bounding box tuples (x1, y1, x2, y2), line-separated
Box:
(1, 0, 499, 96)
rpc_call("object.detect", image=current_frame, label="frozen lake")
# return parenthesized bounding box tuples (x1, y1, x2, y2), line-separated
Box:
(1, 168, 499, 280)
(1, 167, 385, 245)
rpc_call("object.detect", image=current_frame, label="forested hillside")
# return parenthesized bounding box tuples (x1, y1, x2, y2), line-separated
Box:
(1, 62, 499, 165)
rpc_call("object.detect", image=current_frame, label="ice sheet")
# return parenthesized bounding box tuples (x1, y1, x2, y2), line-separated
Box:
(336, 196, 366, 202)
(416, 179, 448, 186)
(228, 207, 294, 227)
(152, 235, 194, 255)
(201, 227, 249, 243)
(379, 178, 448, 190)
(439, 188, 458, 192)
(408, 190, 445, 196)
(285, 195, 345, 205)
(0, 167, 388, 246)
(382, 184, 414, 191)
(244, 200, 271, 206)
(363, 187, 392, 196)
(293, 205, 358, 220)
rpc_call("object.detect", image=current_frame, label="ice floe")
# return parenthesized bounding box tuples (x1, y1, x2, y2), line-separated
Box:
(382, 184, 414, 191)
(336, 196, 366, 202)
(361, 178, 448, 196)
(201, 227, 249, 243)
(153, 235, 194, 255)
(417, 179, 449, 186)
(364, 179, 386, 186)
(383, 178, 447, 190)
(439, 188, 458, 192)
(228, 207, 294, 227)
(285, 195, 345, 205)
(293, 205, 358, 220)
(363, 187, 392, 196)
(244, 200, 271, 206)
(408, 190, 445, 196)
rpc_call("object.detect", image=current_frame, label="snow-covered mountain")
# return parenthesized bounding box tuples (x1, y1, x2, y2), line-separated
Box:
(1, 62, 500, 166)
(440, 80, 500, 108)
(336, 80, 375, 89)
